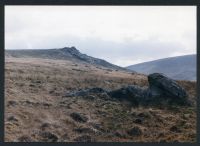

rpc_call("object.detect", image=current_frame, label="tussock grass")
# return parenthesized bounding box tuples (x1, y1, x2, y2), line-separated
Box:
(5, 57, 196, 142)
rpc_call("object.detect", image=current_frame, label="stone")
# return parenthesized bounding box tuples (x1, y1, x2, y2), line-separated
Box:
(88, 87, 107, 93)
(148, 73, 187, 98)
(137, 112, 152, 119)
(109, 85, 146, 99)
(99, 92, 112, 100)
(70, 112, 88, 123)
(169, 126, 181, 133)
(18, 136, 33, 142)
(115, 130, 127, 138)
(39, 131, 58, 142)
(7, 116, 18, 122)
(108, 85, 147, 106)
(183, 114, 190, 119)
(64, 87, 107, 97)
(84, 95, 96, 100)
(148, 73, 190, 105)
(127, 126, 142, 137)
(63, 73, 191, 106)
(74, 127, 94, 133)
(134, 118, 143, 124)
(7, 100, 18, 107)
(40, 123, 51, 130)
(90, 123, 105, 132)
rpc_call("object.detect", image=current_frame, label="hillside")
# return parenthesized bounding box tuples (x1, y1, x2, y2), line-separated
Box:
(126, 55, 196, 81)
(5, 54, 196, 142)
(5, 47, 128, 71)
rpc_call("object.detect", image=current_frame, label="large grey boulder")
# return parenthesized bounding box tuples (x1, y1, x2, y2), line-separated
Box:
(70, 112, 88, 123)
(148, 73, 187, 98)
(108, 73, 190, 106)
(148, 73, 189, 105)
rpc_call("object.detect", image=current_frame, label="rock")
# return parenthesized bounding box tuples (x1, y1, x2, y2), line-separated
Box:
(64, 87, 107, 97)
(169, 126, 181, 133)
(88, 87, 107, 93)
(99, 92, 112, 100)
(63, 73, 190, 106)
(64, 90, 86, 97)
(39, 131, 58, 142)
(70, 112, 88, 123)
(127, 126, 142, 136)
(183, 114, 190, 119)
(35, 80, 42, 84)
(29, 84, 36, 87)
(84, 95, 96, 100)
(115, 130, 127, 138)
(40, 123, 51, 130)
(137, 112, 152, 119)
(74, 127, 94, 133)
(18, 136, 33, 142)
(109, 85, 146, 99)
(7, 116, 18, 122)
(73, 135, 94, 142)
(7, 100, 18, 107)
(90, 123, 105, 132)
(41, 102, 52, 107)
(147, 73, 191, 106)
(108, 85, 147, 106)
(148, 73, 188, 102)
(134, 118, 143, 124)
(49, 90, 54, 94)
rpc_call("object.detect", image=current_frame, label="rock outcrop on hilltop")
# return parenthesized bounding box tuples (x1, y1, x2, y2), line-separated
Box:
(64, 73, 191, 106)
(6, 46, 128, 71)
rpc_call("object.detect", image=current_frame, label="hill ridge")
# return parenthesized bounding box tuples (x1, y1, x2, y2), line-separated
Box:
(5, 46, 128, 71)
(126, 54, 196, 81)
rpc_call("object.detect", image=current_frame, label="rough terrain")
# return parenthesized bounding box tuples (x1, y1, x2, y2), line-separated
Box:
(5, 53, 196, 142)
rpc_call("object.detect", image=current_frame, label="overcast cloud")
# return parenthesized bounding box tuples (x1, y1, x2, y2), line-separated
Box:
(5, 6, 196, 67)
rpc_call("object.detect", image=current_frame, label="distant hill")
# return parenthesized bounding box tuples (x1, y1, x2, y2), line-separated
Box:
(5, 47, 128, 71)
(126, 54, 196, 81)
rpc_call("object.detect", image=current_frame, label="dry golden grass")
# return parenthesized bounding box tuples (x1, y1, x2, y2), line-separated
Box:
(5, 57, 196, 142)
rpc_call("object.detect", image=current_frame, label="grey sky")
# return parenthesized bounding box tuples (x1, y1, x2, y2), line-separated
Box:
(5, 6, 196, 67)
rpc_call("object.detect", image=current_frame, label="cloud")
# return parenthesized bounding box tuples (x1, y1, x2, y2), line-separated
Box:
(5, 6, 196, 66)
(68, 36, 191, 66)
